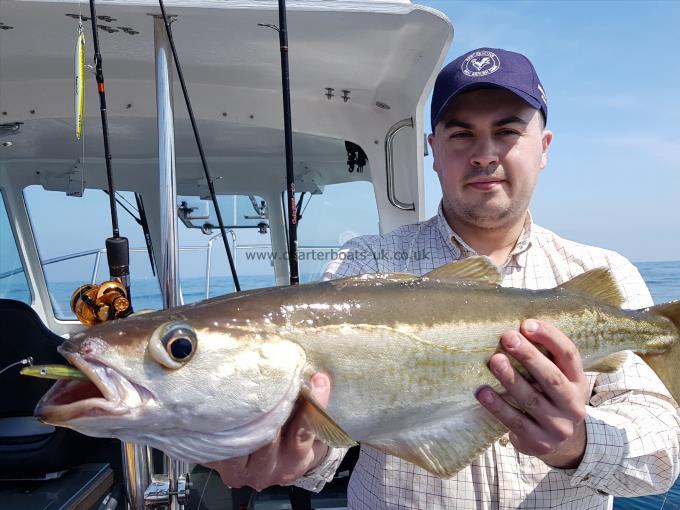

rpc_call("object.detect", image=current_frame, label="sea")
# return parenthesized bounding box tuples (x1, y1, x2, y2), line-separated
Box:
(4, 261, 680, 508)
(613, 263, 680, 509)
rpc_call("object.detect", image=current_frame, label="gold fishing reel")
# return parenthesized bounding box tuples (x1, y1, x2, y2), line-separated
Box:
(70, 280, 131, 326)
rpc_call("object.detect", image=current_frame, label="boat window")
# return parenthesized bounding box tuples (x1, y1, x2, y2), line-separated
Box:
(178, 194, 275, 296)
(23, 186, 162, 319)
(0, 192, 31, 304)
(296, 181, 379, 280)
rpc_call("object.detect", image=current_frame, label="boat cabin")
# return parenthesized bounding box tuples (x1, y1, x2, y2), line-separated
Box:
(0, 0, 452, 507)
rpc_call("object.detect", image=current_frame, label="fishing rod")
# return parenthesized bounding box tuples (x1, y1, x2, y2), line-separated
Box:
(277, 0, 300, 286)
(157, 0, 240, 292)
(274, 7, 312, 510)
(103, 190, 157, 277)
(87, 0, 132, 308)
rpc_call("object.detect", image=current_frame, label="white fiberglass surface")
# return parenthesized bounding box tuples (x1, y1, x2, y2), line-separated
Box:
(0, 191, 31, 303)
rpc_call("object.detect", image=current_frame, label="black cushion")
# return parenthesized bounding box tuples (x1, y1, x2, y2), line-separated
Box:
(0, 299, 118, 478)
(0, 298, 64, 419)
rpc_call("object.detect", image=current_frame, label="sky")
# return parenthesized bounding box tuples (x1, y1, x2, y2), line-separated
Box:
(10, 0, 680, 290)
(417, 0, 680, 263)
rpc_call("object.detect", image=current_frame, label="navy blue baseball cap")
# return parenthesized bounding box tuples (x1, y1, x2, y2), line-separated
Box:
(430, 47, 548, 132)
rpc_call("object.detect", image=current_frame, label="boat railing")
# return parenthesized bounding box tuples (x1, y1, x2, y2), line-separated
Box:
(1, 232, 341, 303)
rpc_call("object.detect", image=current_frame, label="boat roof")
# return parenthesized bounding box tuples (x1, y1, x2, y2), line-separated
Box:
(0, 1, 451, 223)
(0, 0, 452, 329)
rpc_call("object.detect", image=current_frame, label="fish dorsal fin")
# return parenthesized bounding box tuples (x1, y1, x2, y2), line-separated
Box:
(424, 257, 501, 285)
(299, 386, 357, 448)
(557, 268, 624, 307)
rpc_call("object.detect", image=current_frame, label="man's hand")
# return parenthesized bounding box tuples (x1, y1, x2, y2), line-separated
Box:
(475, 319, 589, 468)
(205, 372, 332, 491)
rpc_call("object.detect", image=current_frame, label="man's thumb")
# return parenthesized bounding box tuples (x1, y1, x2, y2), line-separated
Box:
(309, 372, 331, 408)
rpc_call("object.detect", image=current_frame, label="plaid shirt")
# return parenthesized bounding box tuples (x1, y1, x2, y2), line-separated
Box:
(295, 205, 680, 509)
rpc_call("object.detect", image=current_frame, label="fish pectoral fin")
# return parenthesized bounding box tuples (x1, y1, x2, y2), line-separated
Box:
(364, 404, 507, 478)
(557, 268, 624, 307)
(299, 387, 357, 448)
(424, 257, 501, 285)
(586, 351, 629, 373)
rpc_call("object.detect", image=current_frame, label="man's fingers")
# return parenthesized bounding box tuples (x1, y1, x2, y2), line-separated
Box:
(475, 387, 550, 456)
(499, 331, 575, 408)
(488, 352, 557, 424)
(520, 319, 583, 382)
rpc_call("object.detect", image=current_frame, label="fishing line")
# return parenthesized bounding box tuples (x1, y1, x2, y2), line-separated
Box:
(103, 191, 139, 223)
(157, 0, 241, 292)
(196, 468, 213, 509)
(0, 357, 33, 376)
(116, 191, 138, 213)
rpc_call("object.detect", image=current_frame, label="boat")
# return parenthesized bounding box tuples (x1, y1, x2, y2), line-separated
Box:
(0, 0, 452, 508)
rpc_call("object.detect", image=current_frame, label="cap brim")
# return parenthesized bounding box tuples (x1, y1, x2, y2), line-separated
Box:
(431, 82, 543, 131)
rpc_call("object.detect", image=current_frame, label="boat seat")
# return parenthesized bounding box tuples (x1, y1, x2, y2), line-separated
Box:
(0, 298, 117, 478)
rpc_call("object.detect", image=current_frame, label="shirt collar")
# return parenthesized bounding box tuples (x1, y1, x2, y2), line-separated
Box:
(436, 202, 534, 268)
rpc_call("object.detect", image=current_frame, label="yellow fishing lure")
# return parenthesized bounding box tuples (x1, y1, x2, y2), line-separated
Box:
(75, 21, 85, 140)
(21, 364, 87, 381)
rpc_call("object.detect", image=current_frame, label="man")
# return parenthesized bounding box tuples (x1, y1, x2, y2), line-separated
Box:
(208, 47, 680, 509)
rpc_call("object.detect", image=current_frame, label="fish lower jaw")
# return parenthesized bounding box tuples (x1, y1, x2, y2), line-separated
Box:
(34, 353, 154, 424)
(36, 392, 130, 423)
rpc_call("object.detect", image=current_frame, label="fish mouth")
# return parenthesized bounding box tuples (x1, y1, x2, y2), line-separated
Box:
(35, 350, 154, 424)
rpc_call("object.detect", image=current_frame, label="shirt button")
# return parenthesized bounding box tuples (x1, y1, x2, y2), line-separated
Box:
(582, 473, 592, 481)
(498, 434, 510, 447)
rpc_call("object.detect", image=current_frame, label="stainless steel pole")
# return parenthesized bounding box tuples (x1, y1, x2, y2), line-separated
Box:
(122, 442, 152, 510)
(155, 15, 181, 309)
(154, 15, 189, 510)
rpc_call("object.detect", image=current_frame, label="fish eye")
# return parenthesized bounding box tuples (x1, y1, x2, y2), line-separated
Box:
(149, 322, 197, 369)
(164, 335, 194, 361)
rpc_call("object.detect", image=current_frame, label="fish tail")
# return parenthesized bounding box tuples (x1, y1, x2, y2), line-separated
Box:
(638, 301, 680, 404)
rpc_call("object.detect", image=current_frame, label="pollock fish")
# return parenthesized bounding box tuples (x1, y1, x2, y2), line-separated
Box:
(32, 257, 680, 478)
(75, 20, 85, 140)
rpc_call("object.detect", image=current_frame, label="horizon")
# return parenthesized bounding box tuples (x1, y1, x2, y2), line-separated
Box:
(420, 0, 679, 265)
(9, 0, 679, 285)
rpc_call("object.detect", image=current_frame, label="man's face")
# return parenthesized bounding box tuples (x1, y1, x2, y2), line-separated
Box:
(428, 88, 552, 231)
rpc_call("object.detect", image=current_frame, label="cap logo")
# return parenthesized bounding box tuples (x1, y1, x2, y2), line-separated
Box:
(462, 50, 500, 77)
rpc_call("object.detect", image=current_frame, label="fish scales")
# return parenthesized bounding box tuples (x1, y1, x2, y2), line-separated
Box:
(30, 257, 680, 477)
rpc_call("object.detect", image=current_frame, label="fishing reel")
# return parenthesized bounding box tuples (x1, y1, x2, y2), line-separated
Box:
(70, 280, 132, 326)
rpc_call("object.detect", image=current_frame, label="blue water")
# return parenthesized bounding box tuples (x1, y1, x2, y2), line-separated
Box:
(614, 264, 680, 509)
(42, 273, 316, 320)
(2, 262, 680, 507)
(33, 261, 680, 322)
